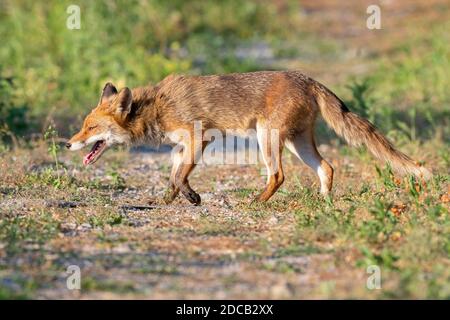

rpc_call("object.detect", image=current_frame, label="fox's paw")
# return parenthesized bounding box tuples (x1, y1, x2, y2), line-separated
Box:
(182, 190, 201, 206)
(254, 192, 271, 202)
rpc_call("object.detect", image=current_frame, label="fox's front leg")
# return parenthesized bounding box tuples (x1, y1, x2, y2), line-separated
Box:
(170, 140, 207, 205)
(163, 149, 183, 204)
(175, 139, 208, 206)
(163, 147, 201, 205)
(174, 162, 201, 205)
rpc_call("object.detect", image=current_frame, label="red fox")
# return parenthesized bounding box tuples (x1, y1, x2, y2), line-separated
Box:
(67, 71, 431, 205)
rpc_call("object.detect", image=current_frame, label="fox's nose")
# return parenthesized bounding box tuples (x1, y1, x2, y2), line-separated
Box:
(66, 143, 72, 149)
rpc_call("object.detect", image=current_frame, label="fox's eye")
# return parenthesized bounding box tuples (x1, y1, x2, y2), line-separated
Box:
(87, 125, 98, 131)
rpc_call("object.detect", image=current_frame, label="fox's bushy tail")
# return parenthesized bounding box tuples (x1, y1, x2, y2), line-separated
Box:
(313, 82, 432, 179)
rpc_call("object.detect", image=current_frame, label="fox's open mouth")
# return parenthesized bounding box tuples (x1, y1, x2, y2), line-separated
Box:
(83, 140, 106, 165)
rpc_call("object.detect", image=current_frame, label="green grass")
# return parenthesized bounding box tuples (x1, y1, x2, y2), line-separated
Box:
(0, 277, 37, 300)
(287, 175, 450, 298)
(0, 212, 59, 255)
(81, 276, 136, 294)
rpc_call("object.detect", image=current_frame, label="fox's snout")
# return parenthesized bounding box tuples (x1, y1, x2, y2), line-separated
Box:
(66, 131, 85, 151)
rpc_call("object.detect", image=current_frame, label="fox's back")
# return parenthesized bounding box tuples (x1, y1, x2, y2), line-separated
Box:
(156, 71, 316, 131)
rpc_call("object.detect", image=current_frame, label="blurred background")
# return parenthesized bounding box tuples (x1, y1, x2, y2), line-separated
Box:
(0, 0, 449, 145)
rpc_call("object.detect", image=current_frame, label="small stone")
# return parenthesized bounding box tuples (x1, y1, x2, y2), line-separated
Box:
(78, 223, 92, 231)
(268, 216, 278, 224)
(60, 223, 77, 232)
(270, 282, 291, 298)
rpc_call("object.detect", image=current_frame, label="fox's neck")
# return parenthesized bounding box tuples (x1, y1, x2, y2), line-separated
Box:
(127, 86, 165, 145)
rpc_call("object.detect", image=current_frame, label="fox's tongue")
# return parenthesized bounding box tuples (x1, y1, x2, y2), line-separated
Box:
(83, 152, 94, 165)
(83, 140, 104, 165)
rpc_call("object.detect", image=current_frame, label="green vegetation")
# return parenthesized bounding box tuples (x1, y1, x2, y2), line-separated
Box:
(0, 0, 300, 138)
(0, 211, 59, 255)
(342, 26, 450, 142)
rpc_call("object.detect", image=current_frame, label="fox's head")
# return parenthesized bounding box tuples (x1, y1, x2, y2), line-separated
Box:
(66, 83, 134, 165)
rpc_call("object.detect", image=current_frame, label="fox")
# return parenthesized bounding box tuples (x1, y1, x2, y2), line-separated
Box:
(67, 71, 431, 205)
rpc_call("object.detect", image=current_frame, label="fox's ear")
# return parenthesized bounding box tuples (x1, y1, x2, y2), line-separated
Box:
(99, 82, 118, 104)
(113, 87, 133, 116)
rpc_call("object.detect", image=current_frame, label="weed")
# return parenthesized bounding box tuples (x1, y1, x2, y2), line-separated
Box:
(44, 126, 63, 188)
(362, 198, 398, 243)
(107, 169, 126, 190)
(375, 164, 397, 190)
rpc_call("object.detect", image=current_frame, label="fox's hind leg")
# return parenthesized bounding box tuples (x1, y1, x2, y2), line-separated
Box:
(255, 123, 285, 202)
(285, 130, 333, 195)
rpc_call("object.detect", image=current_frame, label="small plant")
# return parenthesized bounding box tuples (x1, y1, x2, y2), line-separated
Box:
(363, 198, 399, 243)
(375, 164, 397, 190)
(107, 169, 126, 190)
(407, 175, 421, 199)
(357, 246, 399, 271)
(44, 125, 63, 188)
(88, 212, 124, 228)
(107, 213, 123, 226)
